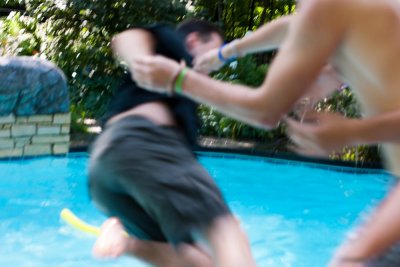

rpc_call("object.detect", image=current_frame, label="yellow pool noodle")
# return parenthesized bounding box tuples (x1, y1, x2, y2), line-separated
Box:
(60, 208, 101, 237)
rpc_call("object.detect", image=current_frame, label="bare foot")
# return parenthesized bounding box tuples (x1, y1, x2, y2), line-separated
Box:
(92, 217, 133, 259)
(92, 218, 212, 267)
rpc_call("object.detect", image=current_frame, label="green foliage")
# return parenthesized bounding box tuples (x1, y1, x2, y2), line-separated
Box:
(193, 0, 296, 39)
(315, 88, 361, 118)
(4, 0, 25, 7)
(331, 145, 380, 163)
(2, 0, 189, 118)
(70, 104, 89, 134)
(0, 12, 41, 56)
(214, 55, 268, 86)
(199, 105, 285, 142)
(199, 56, 286, 143)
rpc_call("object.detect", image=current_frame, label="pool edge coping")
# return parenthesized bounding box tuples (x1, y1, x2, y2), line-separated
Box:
(70, 145, 384, 167)
(0, 145, 386, 175)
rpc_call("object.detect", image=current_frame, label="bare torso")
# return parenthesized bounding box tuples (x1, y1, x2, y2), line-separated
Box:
(331, 0, 400, 174)
(107, 102, 177, 127)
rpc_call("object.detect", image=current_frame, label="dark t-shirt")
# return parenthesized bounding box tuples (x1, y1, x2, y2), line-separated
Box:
(102, 24, 199, 146)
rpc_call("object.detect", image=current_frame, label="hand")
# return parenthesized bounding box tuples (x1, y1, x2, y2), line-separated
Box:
(131, 55, 183, 93)
(193, 48, 224, 73)
(285, 111, 356, 157)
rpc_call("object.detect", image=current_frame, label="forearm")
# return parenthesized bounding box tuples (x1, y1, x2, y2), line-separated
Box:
(351, 111, 400, 145)
(181, 69, 281, 129)
(221, 15, 292, 59)
(111, 29, 155, 68)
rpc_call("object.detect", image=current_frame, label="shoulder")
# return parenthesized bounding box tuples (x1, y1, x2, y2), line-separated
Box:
(298, 0, 346, 12)
(298, 0, 384, 18)
(297, 0, 349, 19)
(294, 0, 349, 32)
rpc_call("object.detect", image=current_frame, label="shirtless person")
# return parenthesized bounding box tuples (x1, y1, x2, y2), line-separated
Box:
(129, 0, 400, 266)
(88, 20, 256, 267)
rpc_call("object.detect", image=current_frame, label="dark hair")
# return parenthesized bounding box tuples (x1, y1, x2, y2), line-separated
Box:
(176, 19, 224, 42)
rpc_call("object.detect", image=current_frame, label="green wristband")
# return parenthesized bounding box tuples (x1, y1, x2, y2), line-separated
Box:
(174, 67, 188, 94)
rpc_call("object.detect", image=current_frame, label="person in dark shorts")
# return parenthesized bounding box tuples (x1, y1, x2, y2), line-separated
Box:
(88, 20, 257, 267)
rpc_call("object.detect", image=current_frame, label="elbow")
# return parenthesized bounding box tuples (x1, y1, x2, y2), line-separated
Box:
(251, 99, 283, 128)
(242, 88, 285, 128)
(111, 29, 133, 52)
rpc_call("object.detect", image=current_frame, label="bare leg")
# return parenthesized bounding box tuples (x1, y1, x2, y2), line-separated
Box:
(92, 217, 212, 267)
(205, 215, 257, 267)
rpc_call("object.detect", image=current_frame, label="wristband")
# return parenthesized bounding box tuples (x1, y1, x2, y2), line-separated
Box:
(218, 43, 236, 63)
(170, 66, 184, 95)
(174, 67, 188, 94)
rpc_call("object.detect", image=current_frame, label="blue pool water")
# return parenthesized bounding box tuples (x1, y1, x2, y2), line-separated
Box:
(0, 152, 394, 267)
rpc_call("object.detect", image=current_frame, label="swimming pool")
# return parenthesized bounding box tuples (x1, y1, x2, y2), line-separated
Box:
(0, 152, 394, 267)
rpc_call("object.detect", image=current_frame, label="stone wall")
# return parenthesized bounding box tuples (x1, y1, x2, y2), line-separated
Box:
(0, 113, 70, 158)
(0, 57, 70, 158)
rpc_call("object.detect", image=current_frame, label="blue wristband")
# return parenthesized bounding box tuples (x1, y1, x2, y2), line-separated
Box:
(218, 44, 236, 63)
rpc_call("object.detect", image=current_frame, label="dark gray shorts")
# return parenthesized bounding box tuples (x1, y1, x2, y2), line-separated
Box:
(88, 115, 230, 244)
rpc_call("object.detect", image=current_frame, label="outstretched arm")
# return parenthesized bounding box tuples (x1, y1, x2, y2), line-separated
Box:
(233, 15, 292, 55)
(194, 15, 292, 72)
(132, 0, 345, 129)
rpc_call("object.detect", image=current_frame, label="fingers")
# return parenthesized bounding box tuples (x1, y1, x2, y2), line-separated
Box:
(130, 55, 182, 93)
(130, 63, 149, 82)
(193, 57, 210, 72)
(285, 118, 312, 141)
(129, 60, 159, 91)
(193, 49, 222, 73)
(285, 118, 330, 158)
(286, 119, 314, 151)
(301, 110, 344, 124)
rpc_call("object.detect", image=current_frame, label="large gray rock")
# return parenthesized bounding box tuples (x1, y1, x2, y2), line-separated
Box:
(0, 57, 69, 116)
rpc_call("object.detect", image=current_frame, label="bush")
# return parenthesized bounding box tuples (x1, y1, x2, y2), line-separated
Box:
(199, 55, 286, 144)
(0, 12, 40, 56)
(2, 0, 188, 118)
